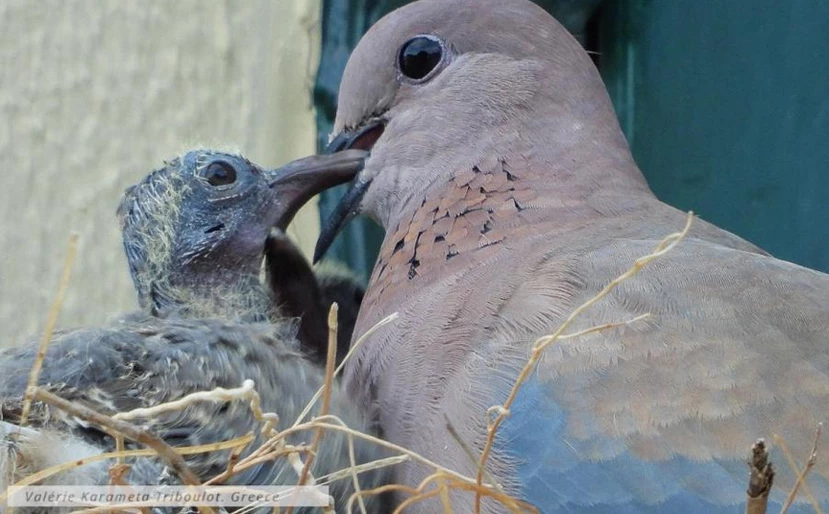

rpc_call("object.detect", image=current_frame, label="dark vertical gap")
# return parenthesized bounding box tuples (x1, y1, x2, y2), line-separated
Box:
(314, 0, 391, 281)
(583, 6, 602, 67)
(594, 0, 641, 144)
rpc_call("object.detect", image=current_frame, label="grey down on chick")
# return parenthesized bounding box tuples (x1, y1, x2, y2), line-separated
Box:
(0, 149, 388, 513)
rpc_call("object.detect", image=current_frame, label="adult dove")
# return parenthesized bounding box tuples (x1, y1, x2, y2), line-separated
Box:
(314, 0, 829, 512)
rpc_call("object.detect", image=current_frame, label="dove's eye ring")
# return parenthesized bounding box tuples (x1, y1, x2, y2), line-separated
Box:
(397, 35, 446, 82)
(202, 161, 238, 187)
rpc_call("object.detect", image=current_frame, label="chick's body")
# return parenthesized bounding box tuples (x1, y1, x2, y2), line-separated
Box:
(0, 149, 387, 513)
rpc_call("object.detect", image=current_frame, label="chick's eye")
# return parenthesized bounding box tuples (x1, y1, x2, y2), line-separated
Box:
(398, 35, 443, 81)
(203, 161, 237, 186)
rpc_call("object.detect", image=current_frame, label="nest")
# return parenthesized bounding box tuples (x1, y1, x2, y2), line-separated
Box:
(1, 215, 822, 514)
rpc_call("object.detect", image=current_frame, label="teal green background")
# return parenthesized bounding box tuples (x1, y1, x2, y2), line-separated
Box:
(315, 0, 829, 277)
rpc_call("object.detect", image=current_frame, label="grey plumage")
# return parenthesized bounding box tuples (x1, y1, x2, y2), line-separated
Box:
(117, 148, 365, 364)
(1, 149, 387, 513)
(1, 317, 384, 512)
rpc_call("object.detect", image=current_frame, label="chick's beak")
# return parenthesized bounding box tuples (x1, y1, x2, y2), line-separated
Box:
(314, 119, 385, 263)
(267, 149, 367, 231)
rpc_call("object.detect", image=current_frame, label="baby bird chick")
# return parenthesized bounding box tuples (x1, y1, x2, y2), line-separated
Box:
(1, 150, 388, 513)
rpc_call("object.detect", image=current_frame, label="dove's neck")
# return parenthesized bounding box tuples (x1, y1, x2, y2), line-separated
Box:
(145, 265, 276, 322)
(360, 130, 656, 332)
(380, 129, 653, 242)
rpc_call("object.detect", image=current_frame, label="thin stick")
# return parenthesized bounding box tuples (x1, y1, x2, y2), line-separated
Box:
(395, 474, 461, 514)
(356, 472, 533, 514)
(114, 379, 279, 437)
(350, 476, 534, 514)
(558, 313, 651, 341)
(320, 455, 408, 485)
(114, 434, 126, 467)
(28, 388, 216, 514)
(773, 431, 823, 513)
(440, 479, 537, 513)
(473, 212, 694, 513)
(203, 436, 289, 486)
(428, 475, 531, 513)
(438, 478, 453, 514)
(108, 433, 130, 487)
(220, 435, 250, 485)
(348, 483, 421, 513)
(392, 488, 442, 513)
(20, 233, 79, 426)
(207, 424, 287, 482)
(779, 423, 822, 514)
(293, 312, 399, 426)
(0, 435, 253, 503)
(289, 303, 340, 514)
(346, 432, 369, 514)
(443, 415, 501, 491)
(114, 381, 260, 421)
(276, 415, 494, 498)
(207, 444, 314, 487)
(279, 419, 470, 485)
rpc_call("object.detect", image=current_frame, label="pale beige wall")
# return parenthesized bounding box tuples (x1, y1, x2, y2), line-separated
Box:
(0, 0, 323, 347)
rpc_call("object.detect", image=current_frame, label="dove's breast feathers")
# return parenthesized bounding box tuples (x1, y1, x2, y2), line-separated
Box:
(349, 157, 828, 512)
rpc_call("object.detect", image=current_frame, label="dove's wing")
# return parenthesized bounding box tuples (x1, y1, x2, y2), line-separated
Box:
(495, 233, 829, 513)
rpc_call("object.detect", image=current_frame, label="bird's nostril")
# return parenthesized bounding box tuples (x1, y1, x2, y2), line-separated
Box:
(204, 224, 225, 234)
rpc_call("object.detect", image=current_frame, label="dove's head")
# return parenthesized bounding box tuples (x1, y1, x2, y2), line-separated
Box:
(119, 149, 366, 316)
(316, 0, 642, 261)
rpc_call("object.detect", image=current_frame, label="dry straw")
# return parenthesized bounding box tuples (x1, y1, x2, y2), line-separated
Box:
(3, 214, 823, 514)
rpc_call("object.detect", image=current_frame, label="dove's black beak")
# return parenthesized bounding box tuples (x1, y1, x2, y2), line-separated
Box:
(267, 149, 367, 231)
(314, 119, 385, 263)
(327, 118, 386, 153)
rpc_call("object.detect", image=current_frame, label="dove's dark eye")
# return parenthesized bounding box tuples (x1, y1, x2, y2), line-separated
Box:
(203, 161, 237, 187)
(398, 35, 444, 81)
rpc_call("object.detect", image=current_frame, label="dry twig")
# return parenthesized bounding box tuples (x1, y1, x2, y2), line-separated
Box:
(472, 212, 695, 513)
(778, 423, 823, 514)
(293, 312, 399, 427)
(319, 455, 408, 486)
(114, 379, 279, 437)
(288, 303, 340, 514)
(19, 233, 79, 426)
(346, 431, 369, 514)
(443, 415, 501, 492)
(0, 434, 253, 503)
(28, 388, 216, 514)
